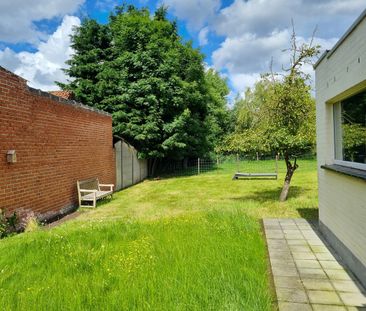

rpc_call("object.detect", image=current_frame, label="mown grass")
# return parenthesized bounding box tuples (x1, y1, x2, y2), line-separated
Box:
(0, 159, 318, 311)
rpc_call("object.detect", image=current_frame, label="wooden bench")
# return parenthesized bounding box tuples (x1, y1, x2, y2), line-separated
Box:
(77, 178, 114, 208)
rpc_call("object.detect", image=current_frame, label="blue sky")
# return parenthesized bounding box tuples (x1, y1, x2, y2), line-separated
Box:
(0, 0, 365, 99)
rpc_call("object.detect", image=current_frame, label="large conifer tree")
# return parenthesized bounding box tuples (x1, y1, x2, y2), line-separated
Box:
(59, 5, 222, 174)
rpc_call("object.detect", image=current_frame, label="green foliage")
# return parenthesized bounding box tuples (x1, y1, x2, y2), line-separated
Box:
(0, 209, 40, 238)
(204, 69, 231, 149)
(221, 76, 316, 156)
(0, 210, 17, 238)
(59, 5, 228, 161)
(58, 19, 112, 107)
(220, 30, 319, 158)
(219, 28, 319, 200)
(342, 123, 366, 160)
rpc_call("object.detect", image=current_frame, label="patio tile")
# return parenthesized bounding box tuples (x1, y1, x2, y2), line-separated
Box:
(302, 232, 320, 239)
(267, 233, 286, 239)
(297, 225, 312, 232)
(332, 280, 365, 293)
(285, 234, 305, 240)
(312, 305, 347, 311)
(276, 287, 308, 303)
(320, 260, 345, 270)
(289, 245, 312, 252)
(265, 229, 284, 235)
(294, 218, 311, 224)
(274, 276, 304, 289)
(268, 245, 290, 254)
(281, 223, 299, 228)
(287, 239, 308, 246)
(283, 229, 301, 234)
(272, 266, 299, 277)
(315, 252, 337, 261)
(339, 292, 366, 307)
(265, 224, 282, 230)
(271, 251, 293, 260)
(279, 219, 296, 224)
(269, 251, 291, 259)
(267, 239, 287, 246)
(298, 268, 328, 279)
(310, 245, 331, 253)
(292, 252, 317, 260)
(307, 239, 324, 246)
(325, 269, 353, 281)
(264, 219, 366, 311)
(302, 279, 334, 291)
(278, 302, 312, 311)
(271, 259, 296, 268)
(308, 290, 343, 305)
(295, 259, 321, 269)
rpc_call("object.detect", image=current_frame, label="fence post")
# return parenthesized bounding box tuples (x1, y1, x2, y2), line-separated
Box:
(256, 152, 259, 161)
(198, 158, 200, 175)
(236, 153, 239, 172)
(275, 154, 279, 176)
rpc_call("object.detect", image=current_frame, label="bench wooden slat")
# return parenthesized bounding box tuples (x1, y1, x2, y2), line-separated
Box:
(77, 178, 114, 208)
(232, 172, 278, 180)
(82, 190, 113, 201)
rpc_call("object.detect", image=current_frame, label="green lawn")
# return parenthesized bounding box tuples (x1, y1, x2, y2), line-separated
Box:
(0, 159, 318, 310)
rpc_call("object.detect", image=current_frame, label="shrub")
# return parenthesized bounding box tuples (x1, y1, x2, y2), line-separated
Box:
(0, 209, 39, 238)
(0, 209, 17, 238)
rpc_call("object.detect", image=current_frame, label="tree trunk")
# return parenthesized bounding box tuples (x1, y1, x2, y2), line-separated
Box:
(279, 153, 298, 202)
(148, 158, 158, 177)
(183, 157, 188, 169)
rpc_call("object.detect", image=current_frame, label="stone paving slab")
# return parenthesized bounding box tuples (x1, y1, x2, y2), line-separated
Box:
(263, 218, 366, 310)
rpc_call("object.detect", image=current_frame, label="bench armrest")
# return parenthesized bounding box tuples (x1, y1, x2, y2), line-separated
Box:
(99, 184, 114, 191)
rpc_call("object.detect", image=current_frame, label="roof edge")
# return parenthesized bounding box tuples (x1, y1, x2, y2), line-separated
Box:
(314, 8, 366, 69)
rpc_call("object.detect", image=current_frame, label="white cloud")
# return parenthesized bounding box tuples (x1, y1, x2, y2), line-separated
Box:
(212, 29, 340, 93)
(0, 0, 84, 44)
(0, 15, 81, 91)
(209, 0, 363, 94)
(162, 0, 221, 30)
(213, 0, 365, 38)
(198, 27, 209, 46)
(230, 73, 261, 96)
(213, 30, 291, 74)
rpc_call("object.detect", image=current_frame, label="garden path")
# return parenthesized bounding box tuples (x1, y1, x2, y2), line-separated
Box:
(264, 218, 366, 310)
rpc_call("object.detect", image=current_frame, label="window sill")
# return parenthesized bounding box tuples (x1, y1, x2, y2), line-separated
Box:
(321, 164, 366, 181)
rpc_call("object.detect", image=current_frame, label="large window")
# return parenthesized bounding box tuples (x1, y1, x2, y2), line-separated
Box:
(334, 90, 366, 168)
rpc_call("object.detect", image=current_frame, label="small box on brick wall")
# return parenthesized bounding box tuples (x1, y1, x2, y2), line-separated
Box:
(6, 150, 16, 163)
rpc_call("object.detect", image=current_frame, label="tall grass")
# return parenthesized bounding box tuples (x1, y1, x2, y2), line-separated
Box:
(0, 211, 271, 310)
(0, 159, 318, 310)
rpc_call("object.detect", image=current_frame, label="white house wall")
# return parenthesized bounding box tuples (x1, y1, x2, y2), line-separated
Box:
(316, 15, 366, 286)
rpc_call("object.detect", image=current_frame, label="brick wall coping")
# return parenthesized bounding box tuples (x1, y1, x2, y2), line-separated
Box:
(0, 65, 111, 117)
(27, 87, 111, 117)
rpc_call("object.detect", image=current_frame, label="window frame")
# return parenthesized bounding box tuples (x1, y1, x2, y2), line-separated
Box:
(332, 92, 366, 171)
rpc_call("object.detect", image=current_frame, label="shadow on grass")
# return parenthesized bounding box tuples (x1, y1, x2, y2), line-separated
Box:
(151, 168, 221, 181)
(296, 207, 318, 220)
(229, 186, 306, 203)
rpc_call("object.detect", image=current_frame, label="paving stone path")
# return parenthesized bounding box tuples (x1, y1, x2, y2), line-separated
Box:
(263, 218, 366, 311)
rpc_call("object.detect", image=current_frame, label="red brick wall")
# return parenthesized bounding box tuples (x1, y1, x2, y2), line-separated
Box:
(0, 67, 115, 218)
